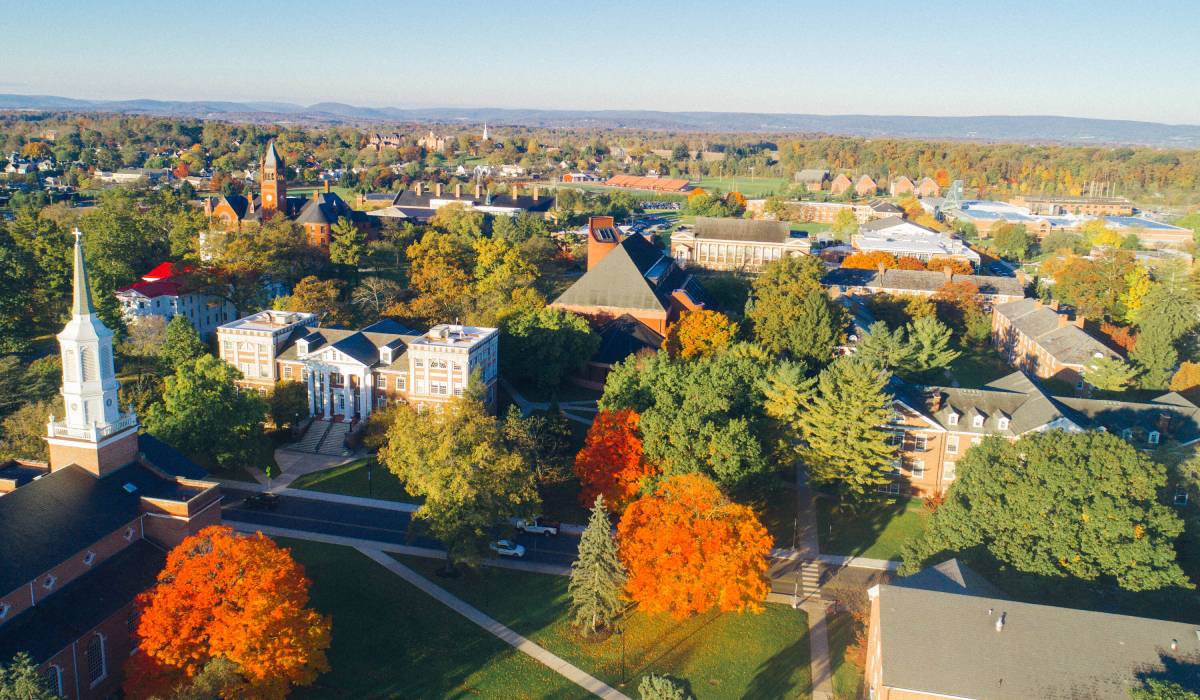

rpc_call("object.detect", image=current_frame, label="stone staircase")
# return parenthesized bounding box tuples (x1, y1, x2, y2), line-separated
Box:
(797, 560, 824, 601)
(315, 421, 352, 456)
(289, 420, 331, 453)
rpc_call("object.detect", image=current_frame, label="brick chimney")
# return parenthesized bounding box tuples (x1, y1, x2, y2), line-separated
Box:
(512, 184, 521, 199)
(943, 266, 954, 282)
(1058, 313, 1069, 328)
(1048, 299, 1060, 312)
(1159, 412, 1173, 434)
(414, 182, 423, 197)
(435, 182, 443, 197)
(1073, 314, 1085, 329)
(876, 261, 887, 275)
(929, 390, 945, 412)
(474, 183, 482, 199)
(1015, 269, 1029, 286)
(532, 185, 540, 201)
(455, 183, 462, 199)
(587, 216, 619, 271)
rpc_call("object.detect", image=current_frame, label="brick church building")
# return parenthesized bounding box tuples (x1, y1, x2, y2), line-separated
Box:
(0, 230, 220, 698)
(203, 139, 372, 247)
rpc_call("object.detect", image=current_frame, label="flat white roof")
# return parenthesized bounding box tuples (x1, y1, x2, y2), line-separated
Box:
(408, 324, 497, 349)
(220, 310, 316, 332)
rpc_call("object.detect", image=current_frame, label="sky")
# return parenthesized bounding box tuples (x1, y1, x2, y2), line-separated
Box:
(3, 0, 1198, 124)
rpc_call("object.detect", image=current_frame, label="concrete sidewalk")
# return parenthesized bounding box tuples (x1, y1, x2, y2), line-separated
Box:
(358, 547, 630, 700)
(770, 547, 901, 573)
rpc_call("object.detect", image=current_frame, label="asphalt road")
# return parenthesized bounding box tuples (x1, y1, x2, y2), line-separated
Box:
(221, 487, 580, 567)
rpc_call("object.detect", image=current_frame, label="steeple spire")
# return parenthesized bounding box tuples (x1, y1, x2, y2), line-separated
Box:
(71, 228, 95, 316)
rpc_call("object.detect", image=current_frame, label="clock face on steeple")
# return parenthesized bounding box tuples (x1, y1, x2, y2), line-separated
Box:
(265, 194, 273, 203)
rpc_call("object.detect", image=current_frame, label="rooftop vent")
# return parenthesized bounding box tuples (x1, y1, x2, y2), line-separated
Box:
(995, 612, 1006, 632)
(122, 482, 138, 493)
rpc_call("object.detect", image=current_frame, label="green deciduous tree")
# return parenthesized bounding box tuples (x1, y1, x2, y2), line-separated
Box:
(269, 381, 310, 432)
(905, 315, 960, 375)
(378, 397, 539, 570)
(796, 356, 895, 496)
(329, 216, 366, 270)
(569, 496, 627, 636)
(502, 406, 574, 484)
(158, 314, 207, 372)
(0, 399, 61, 462)
(990, 223, 1033, 260)
(600, 345, 774, 488)
(1129, 679, 1200, 700)
(143, 355, 268, 470)
(747, 255, 842, 364)
(901, 431, 1190, 592)
(498, 304, 599, 393)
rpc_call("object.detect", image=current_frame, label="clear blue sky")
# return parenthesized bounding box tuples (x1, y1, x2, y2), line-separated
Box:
(3, 0, 1198, 124)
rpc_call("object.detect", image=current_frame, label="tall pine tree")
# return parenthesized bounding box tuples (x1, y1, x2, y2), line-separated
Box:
(856, 321, 909, 372)
(905, 315, 960, 375)
(568, 496, 626, 636)
(796, 356, 895, 496)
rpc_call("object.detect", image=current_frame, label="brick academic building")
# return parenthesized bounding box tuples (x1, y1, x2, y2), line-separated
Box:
(0, 231, 219, 698)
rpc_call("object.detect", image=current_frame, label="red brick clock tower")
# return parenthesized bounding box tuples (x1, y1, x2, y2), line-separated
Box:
(260, 139, 286, 213)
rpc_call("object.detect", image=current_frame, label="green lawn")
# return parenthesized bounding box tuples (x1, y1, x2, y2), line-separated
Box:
(816, 497, 929, 561)
(938, 347, 1012, 389)
(826, 612, 865, 700)
(290, 458, 419, 503)
(695, 176, 791, 198)
(281, 539, 580, 699)
(396, 555, 813, 699)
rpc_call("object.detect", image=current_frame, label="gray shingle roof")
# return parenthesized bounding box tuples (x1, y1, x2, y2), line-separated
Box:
(693, 217, 791, 244)
(554, 235, 691, 313)
(995, 299, 1118, 366)
(279, 323, 417, 369)
(878, 568, 1200, 699)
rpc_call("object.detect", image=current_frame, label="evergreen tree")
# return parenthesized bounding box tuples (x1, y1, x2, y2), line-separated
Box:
(1084, 356, 1138, 392)
(0, 652, 58, 699)
(1131, 323, 1179, 390)
(568, 496, 627, 636)
(159, 314, 207, 371)
(856, 321, 909, 372)
(638, 673, 694, 700)
(905, 315, 960, 375)
(747, 255, 843, 364)
(796, 356, 895, 496)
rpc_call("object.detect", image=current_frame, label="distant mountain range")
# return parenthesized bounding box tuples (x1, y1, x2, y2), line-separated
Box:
(2, 93, 1198, 147)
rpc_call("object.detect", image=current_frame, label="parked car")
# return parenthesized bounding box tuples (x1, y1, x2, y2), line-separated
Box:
(510, 516, 561, 537)
(489, 539, 526, 558)
(243, 492, 280, 511)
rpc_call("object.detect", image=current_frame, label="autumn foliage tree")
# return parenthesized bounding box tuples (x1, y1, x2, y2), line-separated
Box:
(575, 409, 656, 511)
(617, 474, 771, 620)
(842, 251, 897, 270)
(664, 309, 737, 360)
(925, 257, 974, 275)
(896, 256, 926, 270)
(125, 526, 331, 700)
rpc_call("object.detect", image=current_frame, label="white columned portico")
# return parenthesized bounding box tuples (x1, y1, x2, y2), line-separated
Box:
(306, 368, 316, 415)
(342, 380, 352, 421)
(321, 367, 331, 419)
(360, 370, 372, 420)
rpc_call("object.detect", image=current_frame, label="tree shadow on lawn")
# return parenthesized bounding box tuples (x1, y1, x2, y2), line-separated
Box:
(744, 631, 812, 699)
(817, 495, 916, 558)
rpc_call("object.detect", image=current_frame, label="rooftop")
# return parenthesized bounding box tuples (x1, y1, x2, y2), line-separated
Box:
(689, 216, 792, 244)
(995, 298, 1118, 366)
(409, 324, 497, 350)
(221, 309, 316, 333)
(822, 267, 1025, 298)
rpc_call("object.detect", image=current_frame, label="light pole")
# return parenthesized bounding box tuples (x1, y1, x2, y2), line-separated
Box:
(617, 623, 626, 686)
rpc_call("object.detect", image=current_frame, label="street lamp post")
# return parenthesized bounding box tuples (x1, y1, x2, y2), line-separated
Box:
(368, 459, 373, 499)
(618, 623, 626, 686)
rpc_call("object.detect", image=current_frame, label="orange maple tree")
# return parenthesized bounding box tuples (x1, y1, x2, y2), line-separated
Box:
(125, 526, 331, 700)
(575, 409, 656, 511)
(842, 251, 897, 270)
(664, 309, 737, 360)
(926, 256, 974, 275)
(896, 256, 927, 270)
(726, 191, 748, 208)
(617, 474, 772, 620)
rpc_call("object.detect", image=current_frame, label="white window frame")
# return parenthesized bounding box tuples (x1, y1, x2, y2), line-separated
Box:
(997, 417, 1010, 431)
(944, 461, 956, 480)
(946, 435, 959, 454)
(1175, 490, 1189, 507)
(972, 415, 984, 428)
(43, 574, 57, 590)
(1149, 431, 1161, 445)
(912, 434, 927, 452)
(947, 413, 959, 426)
(909, 460, 925, 479)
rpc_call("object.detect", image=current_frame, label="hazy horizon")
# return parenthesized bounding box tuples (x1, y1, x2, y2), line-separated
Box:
(4, 0, 1198, 124)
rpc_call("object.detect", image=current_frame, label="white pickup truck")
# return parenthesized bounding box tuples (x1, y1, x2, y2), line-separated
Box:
(510, 516, 561, 537)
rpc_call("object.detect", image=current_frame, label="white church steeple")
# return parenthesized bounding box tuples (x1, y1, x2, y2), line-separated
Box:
(47, 229, 137, 457)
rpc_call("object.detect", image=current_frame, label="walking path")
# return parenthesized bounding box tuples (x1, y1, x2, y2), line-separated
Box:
(358, 547, 630, 700)
(793, 462, 835, 700)
(501, 378, 597, 426)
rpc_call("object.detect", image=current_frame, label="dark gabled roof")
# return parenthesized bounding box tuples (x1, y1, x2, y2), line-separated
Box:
(693, 216, 790, 244)
(0, 464, 172, 594)
(822, 267, 1026, 299)
(593, 314, 664, 366)
(390, 188, 555, 213)
(870, 201, 904, 214)
(0, 461, 47, 487)
(1055, 394, 1200, 445)
(995, 299, 1118, 366)
(0, 540, 165, 662)
(795, 168, 830, 182)
(331, 332, 385, 366)
(860, 215, 921, 232)
(294, 191, 367, 226)
(909, 371, 1071, 436)
(362, 319, 417, 336)
(280, 324, 414, 369)
(878, 566, 1200, 699)
(553, 235, 674, 313)
(137, 433, 208, 480)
